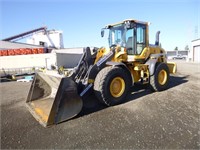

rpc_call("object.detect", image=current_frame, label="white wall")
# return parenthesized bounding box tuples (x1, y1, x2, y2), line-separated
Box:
(190, 39, 200, 62)
(0, 53, 56, 69)
(0, 48, 86, 71)
(0, 48, 84, 70)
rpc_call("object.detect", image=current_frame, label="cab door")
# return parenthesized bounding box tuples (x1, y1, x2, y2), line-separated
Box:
(136, 24, 146, 55)
(126, 23, 146, 55)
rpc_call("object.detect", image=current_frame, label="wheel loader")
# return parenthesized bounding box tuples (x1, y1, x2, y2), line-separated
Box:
(26, 19, 177, 127)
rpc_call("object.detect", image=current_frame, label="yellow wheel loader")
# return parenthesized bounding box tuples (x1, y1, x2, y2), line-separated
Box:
(26, 19, 177, 127)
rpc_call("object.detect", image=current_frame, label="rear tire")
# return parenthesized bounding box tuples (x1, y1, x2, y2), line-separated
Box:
(150, 63, 169, 92)
(94, 66, 131, 106)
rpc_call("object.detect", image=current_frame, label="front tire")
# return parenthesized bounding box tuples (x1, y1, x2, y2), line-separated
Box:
(150, 63, 169, 92)
(94, 66, 131, 106)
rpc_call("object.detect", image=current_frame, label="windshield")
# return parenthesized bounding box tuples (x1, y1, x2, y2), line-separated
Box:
(108, 24, 126, 47)
(106, 22, 146, 55)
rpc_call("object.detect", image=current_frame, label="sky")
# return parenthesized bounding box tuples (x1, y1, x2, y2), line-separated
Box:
(0, 0, 199, 51)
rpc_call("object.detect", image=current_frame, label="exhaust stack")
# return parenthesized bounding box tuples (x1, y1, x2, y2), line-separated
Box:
(155, 31, 160, 46)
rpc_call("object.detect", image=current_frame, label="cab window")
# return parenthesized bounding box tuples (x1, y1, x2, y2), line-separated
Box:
(136, 25, 146, 54)
(126, 28, 134, 55)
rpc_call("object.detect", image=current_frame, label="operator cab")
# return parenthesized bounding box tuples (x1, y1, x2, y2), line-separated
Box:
(101, 19, 149, 60)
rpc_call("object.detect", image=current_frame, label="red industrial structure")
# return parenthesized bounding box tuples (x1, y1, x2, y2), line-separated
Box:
(0, 48, 44, 56)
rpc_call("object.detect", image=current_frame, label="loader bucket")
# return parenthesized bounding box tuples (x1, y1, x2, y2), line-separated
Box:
(26, 72, 83, 127)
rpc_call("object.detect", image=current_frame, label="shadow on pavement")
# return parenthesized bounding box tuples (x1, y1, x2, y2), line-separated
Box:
(126, 75, 189, 102)
(168, 75, 189, 89)
(73, 75, 189, 120)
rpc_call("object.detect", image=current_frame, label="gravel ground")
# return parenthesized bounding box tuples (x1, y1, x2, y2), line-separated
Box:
(1, 60, 200, 149)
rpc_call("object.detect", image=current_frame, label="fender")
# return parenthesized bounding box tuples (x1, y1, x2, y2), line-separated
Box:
(106, 61, 134, 85)
(145, 53, 166, 75)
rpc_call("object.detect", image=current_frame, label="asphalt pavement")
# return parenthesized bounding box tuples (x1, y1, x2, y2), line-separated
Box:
(1, 60, 200, 149)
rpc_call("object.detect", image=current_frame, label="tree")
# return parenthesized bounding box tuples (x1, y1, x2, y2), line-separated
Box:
(174, 47, 178, 51)
(185, 45, 189, 51)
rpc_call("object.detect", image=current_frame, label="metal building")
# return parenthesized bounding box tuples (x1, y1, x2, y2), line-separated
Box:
(191, 39, 200, 62)
(27, 30, 64, 49)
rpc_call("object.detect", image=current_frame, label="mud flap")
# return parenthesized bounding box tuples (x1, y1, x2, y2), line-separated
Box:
(26, 72, 83, 127)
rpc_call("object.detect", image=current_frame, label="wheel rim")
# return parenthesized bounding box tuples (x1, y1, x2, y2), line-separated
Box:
(158, 69, 167, 85)
(110, 77, 125, 98)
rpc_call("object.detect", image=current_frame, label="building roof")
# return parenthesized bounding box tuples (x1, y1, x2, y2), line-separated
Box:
(191, 38, 200, 42)
(0, 41, 44, 50)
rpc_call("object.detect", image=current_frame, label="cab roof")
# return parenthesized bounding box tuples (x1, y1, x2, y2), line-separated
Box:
(105, 19, 150, 28)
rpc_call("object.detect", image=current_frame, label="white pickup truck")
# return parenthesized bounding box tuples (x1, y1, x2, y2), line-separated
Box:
(172, 54, 187, 60)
